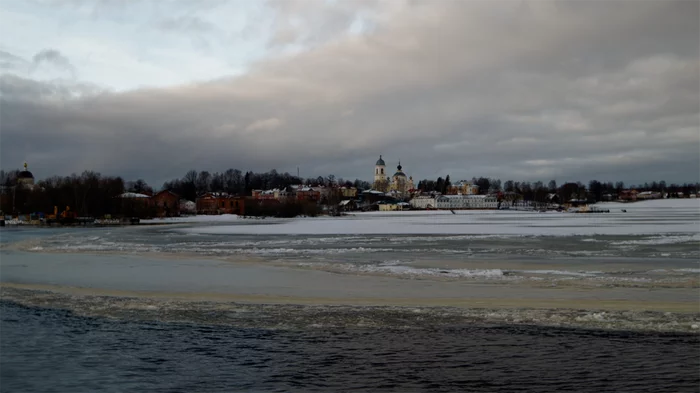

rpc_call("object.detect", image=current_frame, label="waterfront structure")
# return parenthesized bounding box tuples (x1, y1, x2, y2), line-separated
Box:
(435, 195, 498, 209)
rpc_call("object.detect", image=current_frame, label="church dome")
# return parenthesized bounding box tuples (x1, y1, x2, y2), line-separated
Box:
(375, 155, 385, 166)
(18, 163, 34, 183)
(393, 162, 405, 177)
(18, 170, 34, 179)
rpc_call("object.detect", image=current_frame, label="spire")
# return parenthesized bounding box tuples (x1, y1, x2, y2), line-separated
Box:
(397, 160, 402, 171)
(24, 162, 28, 171)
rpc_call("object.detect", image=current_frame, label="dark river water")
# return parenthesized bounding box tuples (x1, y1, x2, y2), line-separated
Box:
(2, 301, 698, 393)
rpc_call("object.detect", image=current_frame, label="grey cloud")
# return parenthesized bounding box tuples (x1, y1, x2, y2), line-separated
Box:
(30, 49, 77, 79)
(1, 0, 698, 187)
(0, 50, 30, 73)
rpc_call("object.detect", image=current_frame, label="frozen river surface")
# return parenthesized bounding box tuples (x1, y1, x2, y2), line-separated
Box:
(1, 199, 699, 392)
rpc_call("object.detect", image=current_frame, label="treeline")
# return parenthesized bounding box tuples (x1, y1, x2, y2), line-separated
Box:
(0, 167, 373, 216)
(0, 170, 127, 216)
(416, 175, 699, 202)
(161, 169, 371, 202)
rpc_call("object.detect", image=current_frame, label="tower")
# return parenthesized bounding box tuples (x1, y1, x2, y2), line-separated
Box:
(373, 155, 388, 192)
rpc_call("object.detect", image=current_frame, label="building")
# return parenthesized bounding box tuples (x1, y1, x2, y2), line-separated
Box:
(116, 192, 151, 217)
(637, 191, 662, 200)
(409, 196, 436, 209)
(17, 163, 35, 187)
(339, 187, 357, 199)
(152, 190, 180, 217)
(389, 162, 415, 196)
(435, 195, 498, 209)
(447, 181, 479, 195)
(196, 192, 245, 215)
(372, 155, 389, 192)
(338, 199, 358, 211)
(252, 189, 284, 200)
(291, 186, 321, 202)
(372, 155, 414, 196)
(378, 201, 410, 211)
(618, 190, 638, 201)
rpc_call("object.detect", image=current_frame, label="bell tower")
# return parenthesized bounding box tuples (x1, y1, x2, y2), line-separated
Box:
(373, 155, 388, 191)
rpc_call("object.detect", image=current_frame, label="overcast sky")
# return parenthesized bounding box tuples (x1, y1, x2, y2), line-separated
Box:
(1, 0, 698, 187)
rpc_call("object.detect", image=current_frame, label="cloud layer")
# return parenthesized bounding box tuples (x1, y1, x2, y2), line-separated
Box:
(1, 0, 698, 187)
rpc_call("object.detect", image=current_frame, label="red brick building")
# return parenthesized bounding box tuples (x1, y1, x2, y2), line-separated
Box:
(196, 193, 245, 215)
(152, 190, 180, 217)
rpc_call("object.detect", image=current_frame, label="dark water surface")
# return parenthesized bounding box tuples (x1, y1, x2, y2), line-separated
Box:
(1, 301, 698, 393)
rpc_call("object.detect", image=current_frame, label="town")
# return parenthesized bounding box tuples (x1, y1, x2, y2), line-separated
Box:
(1, 158, 698, 225)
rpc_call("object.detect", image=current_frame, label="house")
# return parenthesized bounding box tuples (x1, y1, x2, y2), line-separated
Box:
(545, 193, 560, 204)
(152, 190, 180, 217)
(338, 199, 358, 211)
(196, 192, 245, 215)
(115, 192, 151, 218)
(293, 186, 321, 202)
(340, 187, 358, 199)
(637, 191, 662, 200)
(252, 188, 285, 201)
(378, 201, 408, 211)
(447, 181, 479, 195)
(618, 190, 638, 202)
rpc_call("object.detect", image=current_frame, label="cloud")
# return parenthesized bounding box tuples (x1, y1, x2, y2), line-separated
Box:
(245, 118, 283, 132)
(30, 49, 77, 79)
(0, 50, 30, 73)
(157, 15, 216, 33)
(0, 0, 698, 187)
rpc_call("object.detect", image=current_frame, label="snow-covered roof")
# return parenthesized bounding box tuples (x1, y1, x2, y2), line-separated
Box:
(117, 192, 150, 198)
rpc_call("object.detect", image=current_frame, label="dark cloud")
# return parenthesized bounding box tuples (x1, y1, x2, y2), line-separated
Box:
(1, 0, 698, 187)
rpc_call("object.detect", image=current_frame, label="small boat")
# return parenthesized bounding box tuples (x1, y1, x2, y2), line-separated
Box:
(621, 209, 627, 213)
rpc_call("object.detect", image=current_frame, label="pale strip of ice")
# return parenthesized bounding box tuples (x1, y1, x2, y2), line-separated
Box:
(141, 214, 240, 224)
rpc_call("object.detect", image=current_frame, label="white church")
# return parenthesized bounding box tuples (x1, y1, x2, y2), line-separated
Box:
(372, 155, 414, 196)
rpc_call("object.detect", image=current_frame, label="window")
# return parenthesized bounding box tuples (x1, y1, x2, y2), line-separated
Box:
(381, 168, 384, 175)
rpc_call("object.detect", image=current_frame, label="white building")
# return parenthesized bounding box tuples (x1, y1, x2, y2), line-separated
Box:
(410, 196, 436, 209)
(435, 195, 498, 209)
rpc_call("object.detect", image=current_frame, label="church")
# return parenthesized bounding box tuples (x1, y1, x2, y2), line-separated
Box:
(372, 155, 414, 196)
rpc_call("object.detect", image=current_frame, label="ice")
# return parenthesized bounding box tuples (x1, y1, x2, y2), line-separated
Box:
(141, 214, 240, 224)
(178, 199, 700, 236)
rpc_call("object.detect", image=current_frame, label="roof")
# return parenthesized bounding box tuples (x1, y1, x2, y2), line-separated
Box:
(393, 171, 406, 178)
(375, 155, 385, 166)
(117, 192, 150, 198)
(154, 190, 179, 198)
(18, 170, 34, 179)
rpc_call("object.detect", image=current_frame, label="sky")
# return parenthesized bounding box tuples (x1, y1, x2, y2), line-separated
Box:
(1, 0, 698, 188)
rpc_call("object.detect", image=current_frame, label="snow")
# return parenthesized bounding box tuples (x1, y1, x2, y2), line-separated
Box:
(141, 214, 240, 224)
(178, 198, 700, 236)
(117, 192, 150, 198)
